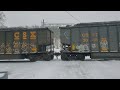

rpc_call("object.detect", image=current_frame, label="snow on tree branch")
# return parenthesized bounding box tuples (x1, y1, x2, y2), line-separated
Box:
(0, 12, 6, 27)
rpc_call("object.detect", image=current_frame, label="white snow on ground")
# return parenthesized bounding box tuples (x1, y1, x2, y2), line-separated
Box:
(0, 59, 120, 79)
(54, 48, 60, 53)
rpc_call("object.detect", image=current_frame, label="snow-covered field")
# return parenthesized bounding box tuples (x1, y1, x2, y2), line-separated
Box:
(0, 56, 120, 79)
(0, 49, 119, 79)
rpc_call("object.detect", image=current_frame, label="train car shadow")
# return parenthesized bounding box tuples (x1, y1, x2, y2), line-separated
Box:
(0, 61, 31, 63)
(0, 60, 31, 63)
(0, 59, 120, 63)
(85, 59, 120, 61)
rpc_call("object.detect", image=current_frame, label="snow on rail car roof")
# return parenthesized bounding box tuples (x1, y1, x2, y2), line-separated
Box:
(74, 21, 120, 27)
(0, 27, 53, 32)
(59, 21, 120, 29)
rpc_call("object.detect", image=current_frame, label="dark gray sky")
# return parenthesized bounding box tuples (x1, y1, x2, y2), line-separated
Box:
(3, 11, 120, 27)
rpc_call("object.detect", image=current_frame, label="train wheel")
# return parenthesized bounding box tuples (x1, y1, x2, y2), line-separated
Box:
(61, 54, 69, 61)
(51, 55, 54, 60)
(29, 55, 37, 62)
(76, 54, 85, 61)
(43, 54, 51, 61)
(30, 59, 36, 62)
(80, 55, 85, 61)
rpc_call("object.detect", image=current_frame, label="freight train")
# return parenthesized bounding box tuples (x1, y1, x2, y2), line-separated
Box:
(60, 21, 120, 61)
(1, 21, 120, 62)
(0, 27, 54, 62)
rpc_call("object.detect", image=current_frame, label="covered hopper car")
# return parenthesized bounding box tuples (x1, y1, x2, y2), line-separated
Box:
(0, 27, 54, 62)
(60, 21, 120, 61)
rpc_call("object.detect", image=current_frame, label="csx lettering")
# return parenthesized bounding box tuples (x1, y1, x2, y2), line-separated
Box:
(30, 32, 36, 39)
(14, 32, 20, 40)
(23, 32, 27, 40)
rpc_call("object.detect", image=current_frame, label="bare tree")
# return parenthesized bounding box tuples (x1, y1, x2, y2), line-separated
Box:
(0, 12, 6, 27)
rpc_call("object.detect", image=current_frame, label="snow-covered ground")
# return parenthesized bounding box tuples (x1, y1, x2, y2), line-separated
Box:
(0, 58, 120, 79)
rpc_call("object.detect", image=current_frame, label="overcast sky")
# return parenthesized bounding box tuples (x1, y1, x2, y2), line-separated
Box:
(3, 11, 120, 27)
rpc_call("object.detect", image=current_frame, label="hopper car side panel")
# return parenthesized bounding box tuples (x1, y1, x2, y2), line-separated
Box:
(91, 25, 120, 59)
(0, 31, 5, 54)
(0, 28, 54, 62)
(29, 30, 37, 53)
(108, 26, 118, 52)
(60, 23, 120, 60)
(5, 31, 13, 54)
(21, 30, 30, 54)
(90, 27, 99, 52)
(13, 31, 21, 54)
